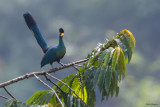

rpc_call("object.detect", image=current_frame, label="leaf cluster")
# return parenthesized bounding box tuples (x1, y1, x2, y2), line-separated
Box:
(80, 29, 135, 104)
(25, 74, 87, 107)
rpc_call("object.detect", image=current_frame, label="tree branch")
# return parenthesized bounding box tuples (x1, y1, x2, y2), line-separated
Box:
(3, 87, 15, 99)
(0, 94, 9, 100)
(0, 59, 88, 88)
(34, 74, 64, 107)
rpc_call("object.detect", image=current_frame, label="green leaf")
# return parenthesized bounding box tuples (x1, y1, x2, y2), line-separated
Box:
(104, 66, 112, 93)
(114, 38, 128, 59)
(66, 94, 86, 107)
(53, 74, 76, 92)
(85, 69, 95, 92)
(123, 29, 136, 47)
(97, 67, 106, 92)
(87, 53, 100, 67)
(67, 94, 72, 107)
(112, 47, 120, 72)
(114, 48, 127, 80)
(110, 72, 118, 97)
(97, 49, 108, 67)
(26, 90, 54, 105)
(104, 47, 114, 68)
(119, 35, 131, 63)
(69, 75, 78, 93)
(101, 85, 107, 101)
(86, 89, 96, 107)
(119, 29, 135, 63)
(118, 48, 127, 78)
(93, 68, 101, 89)
(70, 95, 73, 107)
(123, 37, 133, 62)
(116, 86, 119, 97)
(76, 98, 81, 107)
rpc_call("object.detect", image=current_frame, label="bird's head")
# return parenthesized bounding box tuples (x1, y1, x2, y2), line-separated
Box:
(59, 28, 64, 37)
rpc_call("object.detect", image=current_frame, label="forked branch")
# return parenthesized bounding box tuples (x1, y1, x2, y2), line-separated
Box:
(0, 58, 88, 88)
(34, 74, 64, 107)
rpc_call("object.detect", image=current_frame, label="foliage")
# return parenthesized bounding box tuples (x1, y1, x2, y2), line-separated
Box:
(4, 99, 30, 107)
(3, 29, 135, 107)
(26, 74, 87, 107)
(80, 29, 135, 105)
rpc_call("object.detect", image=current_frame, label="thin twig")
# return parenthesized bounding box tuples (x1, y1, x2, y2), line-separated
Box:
(72, 65, 80, 71)
(44, 74, 66, 95)
(72, 65, 82, 84)
(0, 58, 89, 88)
(34, 74, 64, 107)
(46, 73, 88, 107)
(0, 94, 9, 100)
(3, 87, 15, 99)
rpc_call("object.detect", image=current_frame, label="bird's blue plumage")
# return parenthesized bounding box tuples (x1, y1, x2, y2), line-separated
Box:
(24, 12, 66, 67)
(41, 36, 66, 67)
(23, 12, 48, 53)
(30, 25, 48, 53)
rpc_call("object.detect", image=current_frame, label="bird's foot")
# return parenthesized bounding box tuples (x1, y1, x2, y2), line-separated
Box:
(58, 62, 65, 66)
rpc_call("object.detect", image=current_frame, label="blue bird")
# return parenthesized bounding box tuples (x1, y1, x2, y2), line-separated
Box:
(23, 12, 66, 68)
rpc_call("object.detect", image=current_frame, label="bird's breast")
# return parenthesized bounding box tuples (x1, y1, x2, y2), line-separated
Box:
(56, 49, 66, 58)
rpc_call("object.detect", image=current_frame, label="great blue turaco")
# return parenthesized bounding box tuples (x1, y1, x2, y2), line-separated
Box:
(23, 12, 66, 68)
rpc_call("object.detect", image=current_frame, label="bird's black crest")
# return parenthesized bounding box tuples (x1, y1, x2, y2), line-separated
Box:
(59, 28, 64, 33)
(23, 12, 36, 29)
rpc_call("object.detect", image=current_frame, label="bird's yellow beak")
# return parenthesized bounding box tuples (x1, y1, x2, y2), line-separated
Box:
(61, 33, 64, 37)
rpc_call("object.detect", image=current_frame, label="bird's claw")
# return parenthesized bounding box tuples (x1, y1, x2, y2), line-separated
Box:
(58, 62, 65, 66)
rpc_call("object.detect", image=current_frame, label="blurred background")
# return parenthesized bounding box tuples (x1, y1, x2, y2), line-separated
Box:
(0, 0, 160, 107)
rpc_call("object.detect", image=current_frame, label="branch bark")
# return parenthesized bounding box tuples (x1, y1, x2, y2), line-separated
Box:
(0, 95, 9, 100)
(0, 59, 88, 88)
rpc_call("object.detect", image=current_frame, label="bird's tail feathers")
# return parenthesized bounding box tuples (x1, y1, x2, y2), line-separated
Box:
(23, 12, 48, 53)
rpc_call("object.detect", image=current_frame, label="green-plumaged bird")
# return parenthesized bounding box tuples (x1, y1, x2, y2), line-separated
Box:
(23, 12, 66, 67)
